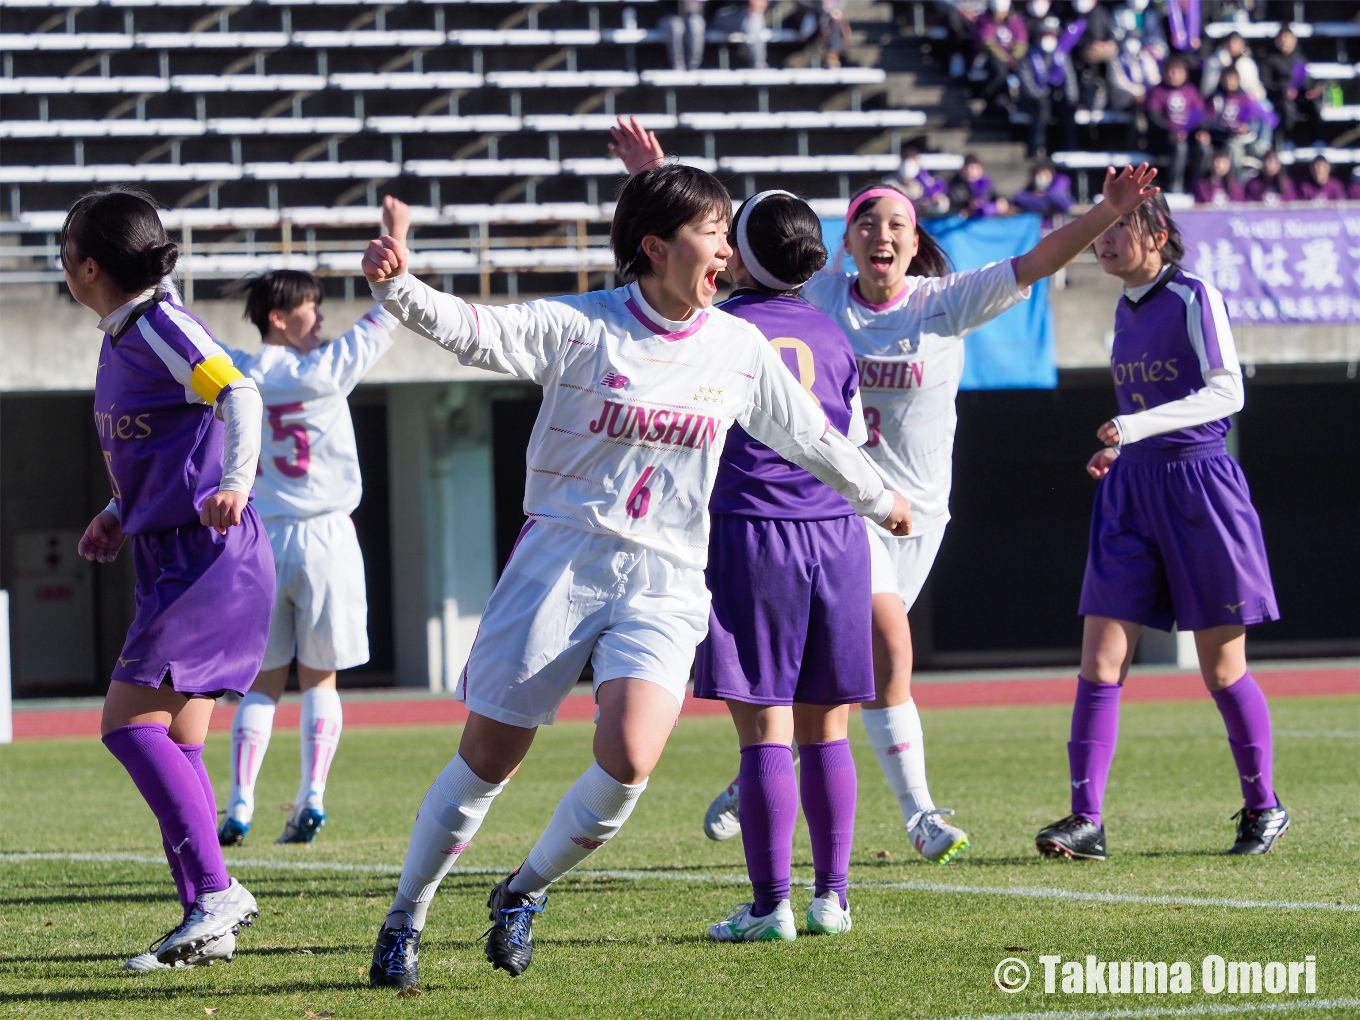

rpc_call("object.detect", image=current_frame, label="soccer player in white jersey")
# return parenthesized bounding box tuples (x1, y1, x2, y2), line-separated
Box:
(217, 197, 409, 847)
(361, 164, 912, 988)
(607, 119, 1160, 863)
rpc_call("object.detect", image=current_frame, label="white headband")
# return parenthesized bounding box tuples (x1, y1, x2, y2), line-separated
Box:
(735, 189, 799, 291)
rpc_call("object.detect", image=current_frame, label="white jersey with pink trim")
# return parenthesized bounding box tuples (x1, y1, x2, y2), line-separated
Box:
(801, 259, 1029, 534)
(229, 304, 397, 520)
(371, 275, 894, 569)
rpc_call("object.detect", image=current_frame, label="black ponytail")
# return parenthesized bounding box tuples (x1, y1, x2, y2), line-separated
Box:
(61, 187, 178, 295)
(733, 192, 827, 294)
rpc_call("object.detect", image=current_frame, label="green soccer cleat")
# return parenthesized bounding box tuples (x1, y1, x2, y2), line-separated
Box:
(805, 893, 852, 935)
(708, 900, 797, 942)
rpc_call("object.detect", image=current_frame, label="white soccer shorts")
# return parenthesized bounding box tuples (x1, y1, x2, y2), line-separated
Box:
(867, 521, 947, 613)
(455, 519, 709, 729)
(261, 510, 369, 672)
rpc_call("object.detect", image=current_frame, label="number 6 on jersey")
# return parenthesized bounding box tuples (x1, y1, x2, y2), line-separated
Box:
(626, 466, 657, 519)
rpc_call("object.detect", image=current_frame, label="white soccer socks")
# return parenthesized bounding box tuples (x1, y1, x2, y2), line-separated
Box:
(296, 686, 343, 812)
(388, 754, 507, 930)
(509, 762, 647, 899)
(227, 692, 277, 824)
(861, 700, 935, 824)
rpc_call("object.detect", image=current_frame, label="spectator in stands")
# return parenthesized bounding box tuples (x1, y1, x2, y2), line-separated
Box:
(936, 1, 988, 79)
(1111, 0, 1167, 61)
(883, 144, 951, 219)
(973, 0, 1028, 113)
(1011, 160, 1074, 224)
(1207, 65, 1275, 169)
(1260, 29, 1319, 148)
(663, 0, 708, 71)
(1107, 35, 1161, 116)
(1299, 154, 1346, 202)
(1147, 54, 1207, 193)
(1200, 31, 1264, 101)
(817, 0, 847, 69)
(1022, 0, 1053, 43)
(949, 153, 1010, 216)
(1243, 149, 1297, 204)
(1193, 147, 1245, 206)
(712, 0, 770, 69)
(1070, 0, 1118, 109)
(1164, 0, 1200, 55)
(1017, 19, 1078, 157)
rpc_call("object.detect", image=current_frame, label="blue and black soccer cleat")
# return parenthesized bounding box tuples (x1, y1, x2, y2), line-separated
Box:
(276, 807, 326, 844)
(369, 916, 421, 989)
(217, 817, 250, 847)
(482, 875, 547, 976)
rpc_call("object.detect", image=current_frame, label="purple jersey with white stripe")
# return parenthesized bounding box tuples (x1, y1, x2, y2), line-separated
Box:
(94, 293, 252, 534)
(707, 292, 861, 519)
(1111, 268, 1238, 451)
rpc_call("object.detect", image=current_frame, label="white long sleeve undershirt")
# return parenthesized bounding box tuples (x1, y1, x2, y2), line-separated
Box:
(1111, 368, 1243, 447)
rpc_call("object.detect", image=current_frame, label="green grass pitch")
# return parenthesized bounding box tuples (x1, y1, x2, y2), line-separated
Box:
(2, 696, 1358, 1019)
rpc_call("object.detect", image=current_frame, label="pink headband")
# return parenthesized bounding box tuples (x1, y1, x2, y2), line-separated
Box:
(846, 187, 917, 230)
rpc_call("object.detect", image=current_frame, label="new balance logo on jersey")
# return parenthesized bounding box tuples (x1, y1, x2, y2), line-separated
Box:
(857, 359, 925, 390)
(570, 835, 605, 850)
(601, 373, 629, 389)
(588, 399, 722, 451)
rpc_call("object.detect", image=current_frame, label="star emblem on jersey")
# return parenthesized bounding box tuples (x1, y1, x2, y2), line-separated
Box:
(692, 386, 724, 405)
(600, 373, 629, 389)
(897, 338, 920, 355)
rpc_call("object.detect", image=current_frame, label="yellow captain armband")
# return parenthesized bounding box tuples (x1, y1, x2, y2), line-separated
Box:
(190, 354, 245, 404)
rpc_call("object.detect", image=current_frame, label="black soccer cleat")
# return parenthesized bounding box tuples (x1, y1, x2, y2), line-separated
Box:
(1227, 803, 1290, 855)
(1036, 814, 1107, 861)
(369, 916, 422, 989)
(482, 875, 547, 976)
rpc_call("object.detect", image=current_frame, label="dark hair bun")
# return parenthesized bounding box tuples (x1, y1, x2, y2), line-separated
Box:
(60, 188, 175, 295)
(739, 193, 826, 292)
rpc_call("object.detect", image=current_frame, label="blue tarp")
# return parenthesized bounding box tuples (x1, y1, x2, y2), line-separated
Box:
(818, 213, 1057, 390)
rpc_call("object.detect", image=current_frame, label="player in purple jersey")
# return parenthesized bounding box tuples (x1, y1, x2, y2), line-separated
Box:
(696, 190, 873, 941)
(1035, 193, 1285, 861)
(66, 189, 274, 970)
(609, 119, 1162, 864)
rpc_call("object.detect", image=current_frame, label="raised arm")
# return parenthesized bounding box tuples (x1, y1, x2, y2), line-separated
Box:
(1012, 163, 1160, 290)
(363, 235, 581, 384)
(608, 116, 666, 175)
(740, 341, 912, 534)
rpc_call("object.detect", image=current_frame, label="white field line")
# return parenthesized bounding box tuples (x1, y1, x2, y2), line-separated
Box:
(2, 852, 1358, 913)
(924, 998, 1360, 1020)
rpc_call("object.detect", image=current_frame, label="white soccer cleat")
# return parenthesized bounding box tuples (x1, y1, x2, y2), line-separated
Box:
(708, 900, 797, 942)
(126, 932, 235, 971)
(907, 808, 970, 864)
(703, 779, 741, 841)
(123, 952, 175, 972)
(154, 879, 258, 965)
(805, 893, 852, 935)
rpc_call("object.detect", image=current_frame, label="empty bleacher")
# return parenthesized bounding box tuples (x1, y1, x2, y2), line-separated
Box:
(0, 0, 935, 295)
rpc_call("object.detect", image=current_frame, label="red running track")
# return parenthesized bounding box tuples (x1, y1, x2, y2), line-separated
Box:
(10, 666, 1359, 741)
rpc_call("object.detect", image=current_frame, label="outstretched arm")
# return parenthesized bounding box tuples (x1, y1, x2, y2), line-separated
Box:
(608, 116, 666, 175)
(1012, 163, 1160, 290)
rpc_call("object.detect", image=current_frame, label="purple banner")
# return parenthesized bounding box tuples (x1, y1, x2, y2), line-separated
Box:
(1178, 206, 1360, 324)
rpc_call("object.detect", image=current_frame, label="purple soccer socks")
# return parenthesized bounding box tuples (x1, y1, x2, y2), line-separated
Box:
(1067, 677, 1123, 827)
(737, 743, 797, 917)
(798, 740, 856, 911)
(1210, 671, 1276, 810)
(103, 723, 231, 906)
